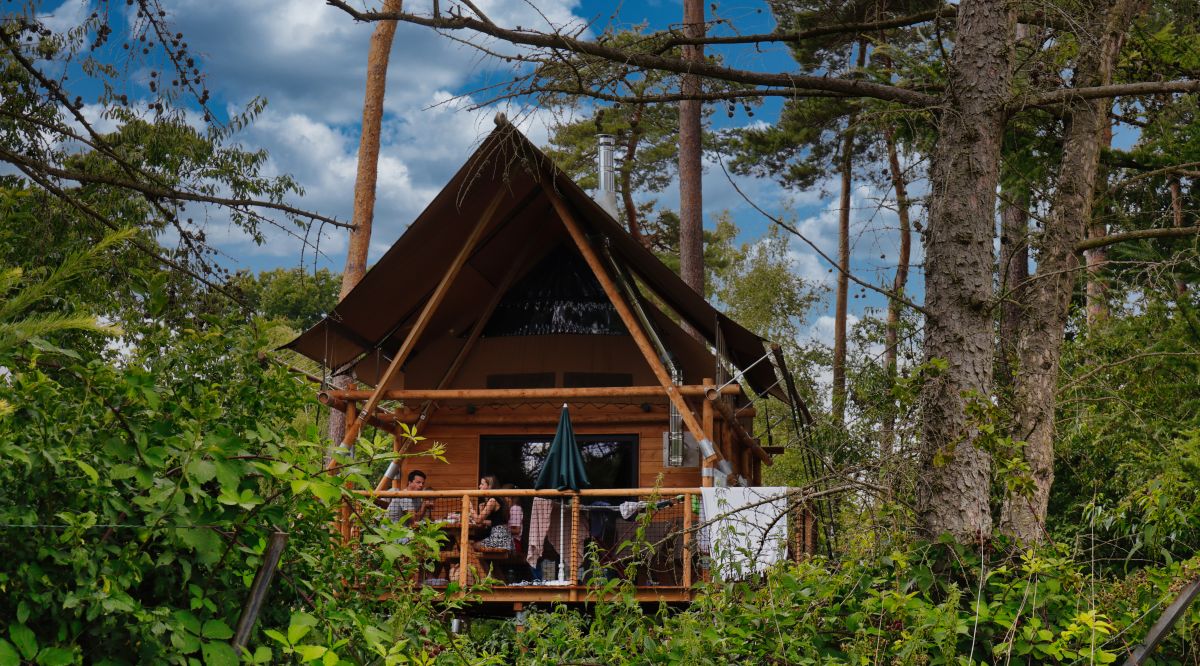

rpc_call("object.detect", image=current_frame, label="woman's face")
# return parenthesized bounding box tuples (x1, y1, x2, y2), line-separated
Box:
(478, 478, 490, 491)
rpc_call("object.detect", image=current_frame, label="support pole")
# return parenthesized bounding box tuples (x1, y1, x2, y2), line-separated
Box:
(543, 183, 727, 470)
(682, 492, 693, 588)
(459, 494, 471, 588)
(339, 187, 508, 450)
(231, 532, 288, 655)
(702, 379, 715, 488)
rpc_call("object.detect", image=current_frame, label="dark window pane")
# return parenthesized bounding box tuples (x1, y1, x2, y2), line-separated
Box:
(479, 434, 638, 490)
(485, 372, 556, 389)
(562, 372, 633, 388)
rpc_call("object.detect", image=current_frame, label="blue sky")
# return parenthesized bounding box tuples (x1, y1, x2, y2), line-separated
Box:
(39, 0, 922, 355)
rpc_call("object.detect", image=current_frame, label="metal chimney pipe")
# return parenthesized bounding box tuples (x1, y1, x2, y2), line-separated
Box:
(595, 134, 620, 218)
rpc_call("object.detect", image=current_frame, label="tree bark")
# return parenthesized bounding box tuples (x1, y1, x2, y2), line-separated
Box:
(997, 190, 1029, 391)
(1086, 121, 1114, 324)
(678, 0, 704, 298)
(832, 108, 856, 425)
(329, 0, 403, 452)
(999, 0, 1142, 543)
(881, 122, 912, 454)
(917, 0, 1014, 541)
(621, 105, 648, 247)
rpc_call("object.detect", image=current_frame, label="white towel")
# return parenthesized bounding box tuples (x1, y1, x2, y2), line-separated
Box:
(700, 486, 790, 580)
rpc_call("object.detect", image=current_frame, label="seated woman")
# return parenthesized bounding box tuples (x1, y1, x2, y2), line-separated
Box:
(471, 475, 514, 551)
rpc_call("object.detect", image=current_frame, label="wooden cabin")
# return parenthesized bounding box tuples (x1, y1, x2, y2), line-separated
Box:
(285, 116, 813, 606)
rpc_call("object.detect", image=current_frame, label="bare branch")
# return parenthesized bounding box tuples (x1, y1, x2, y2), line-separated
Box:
(715, 156, 930, 316)
(323, 0, 938, 107)
(1026, 80, 1200, 106)
(1075, 226, 1200, 252)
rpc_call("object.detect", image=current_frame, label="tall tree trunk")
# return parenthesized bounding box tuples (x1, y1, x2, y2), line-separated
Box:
(832, 42, 867, 426)
(917, 0, 1014, 541)
(1000, 0, 1142, 542)
(881, 123, 912, 454)
(678, 0, 704, 297)
(329, 0, 403, 451)
(621, 106, 648, 247)
(997, 190, 1029, 391)
(1086, 122, 1114, 324)
(1172, 177, 1187, 295)
(832, 113, 855, 425)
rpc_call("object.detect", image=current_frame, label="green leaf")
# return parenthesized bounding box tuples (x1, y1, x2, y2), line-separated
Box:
(186, 459, 216, 485)
(262, 629, 288, 646)
(0, 639, 20, 666)
(170, 629, 201, 655)
(74, 460, 98, 483)
(309, 481, 341, 503)
(295, 645, 327, 662)
(201, 620, 233, 641)
(179, 529, 222, 565)
(321, 650, 338, 666)
(287, 614, 318, 645)
(287, 623, 313, 645)
(35, 647, 74, 666)
(16, 603, 28, 625)
(200, 641, 238, 666)
(173, 610, 202, 635)
(9, 624, 37, 660)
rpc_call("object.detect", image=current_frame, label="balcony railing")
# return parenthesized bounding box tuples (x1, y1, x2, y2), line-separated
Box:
(347, 487, 815, 603)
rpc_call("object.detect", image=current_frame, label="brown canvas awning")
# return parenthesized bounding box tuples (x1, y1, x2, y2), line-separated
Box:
(284, 118, 795, 404)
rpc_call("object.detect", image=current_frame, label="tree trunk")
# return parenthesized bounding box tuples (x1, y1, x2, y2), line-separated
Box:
(999, 0, 1142, 543)
(996, 190, 1029, 391)
(621, 106, 648, 247)
(1172, 178, 1187, 295)
(678, 0, 704, 297)
(329, 0, 403, 452)
(881, 123, 912, 454)
(917, 0, 1014, 541)
(832, 111, 855, 425)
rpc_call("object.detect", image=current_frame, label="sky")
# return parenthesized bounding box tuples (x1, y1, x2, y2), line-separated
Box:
(37, 0, 922, 357)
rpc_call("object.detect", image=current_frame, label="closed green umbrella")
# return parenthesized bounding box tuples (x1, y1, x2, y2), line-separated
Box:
(535, 405, 590, 582)
(535, 405, 592, 491)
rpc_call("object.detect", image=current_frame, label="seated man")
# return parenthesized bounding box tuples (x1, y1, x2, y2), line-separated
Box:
(386, 469, 433, 525)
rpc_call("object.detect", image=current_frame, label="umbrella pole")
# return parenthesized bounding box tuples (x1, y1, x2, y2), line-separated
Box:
(558, 501, 566, 582)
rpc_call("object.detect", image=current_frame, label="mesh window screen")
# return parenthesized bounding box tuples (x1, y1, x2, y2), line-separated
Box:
(482, 246, 627, 337)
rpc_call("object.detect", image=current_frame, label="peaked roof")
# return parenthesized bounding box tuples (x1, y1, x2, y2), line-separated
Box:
(284, 118, 792, 403)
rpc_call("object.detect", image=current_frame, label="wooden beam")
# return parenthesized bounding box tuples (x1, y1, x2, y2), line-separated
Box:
(327, 384, 740, 402)
(339, 187, 510, 448)
(540, 183, 721, 465)
(419, 238, 540, 427)
(701, 379, 714, 488)
(356, 487, 708, 499)
(711, 396, 773, 466)
(682, 492, 693, 587)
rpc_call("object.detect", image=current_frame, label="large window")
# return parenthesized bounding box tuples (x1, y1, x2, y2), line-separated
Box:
(479, 434, 639, 490)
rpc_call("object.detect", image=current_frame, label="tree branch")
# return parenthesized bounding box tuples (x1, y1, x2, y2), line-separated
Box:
(0, 146, 351, 229)
(715, 155, 929, 316)
(323, 0, 938, 107)
(1075, 226, 1200, 252)
(1026, 80, 1200, 106)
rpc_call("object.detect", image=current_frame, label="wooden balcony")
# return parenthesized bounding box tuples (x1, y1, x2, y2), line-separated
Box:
(347, 487, 815, 608)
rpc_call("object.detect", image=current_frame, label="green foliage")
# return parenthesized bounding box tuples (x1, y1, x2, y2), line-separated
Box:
(0, 228, 132, 354)
(230, 267, 341, 331)
(510, 541, 1197, 665)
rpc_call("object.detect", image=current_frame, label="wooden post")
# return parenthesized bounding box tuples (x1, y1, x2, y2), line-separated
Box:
(570, 494, 581, 583)
(231, 532, 288, 655)
(459, 494, 471, 588)
(420, 240, 537, 427)
(340, 186, 509, 449)
(682, 492, 693, 588)
(701, 379, 715, 488)
(543, 184, 728, 471)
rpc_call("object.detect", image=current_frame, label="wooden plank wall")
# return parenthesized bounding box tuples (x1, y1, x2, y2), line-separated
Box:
(396, 408, 708, 490)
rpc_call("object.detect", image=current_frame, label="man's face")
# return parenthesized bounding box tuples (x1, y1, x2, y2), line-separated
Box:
(407, 475, 426, 491)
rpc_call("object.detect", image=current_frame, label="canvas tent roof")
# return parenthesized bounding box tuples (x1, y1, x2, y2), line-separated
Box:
(284, 118, 795, 404)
